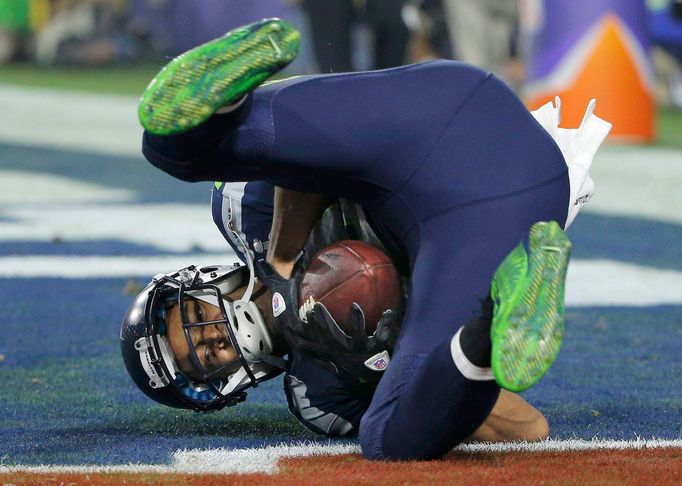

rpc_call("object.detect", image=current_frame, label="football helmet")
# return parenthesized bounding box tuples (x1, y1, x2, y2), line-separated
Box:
(120, 262, 286, 412)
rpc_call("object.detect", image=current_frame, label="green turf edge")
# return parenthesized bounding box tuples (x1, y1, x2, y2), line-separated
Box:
(657, 107, 682, 150)
(0, 62, 165, 96)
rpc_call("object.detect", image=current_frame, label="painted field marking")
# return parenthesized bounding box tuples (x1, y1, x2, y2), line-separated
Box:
(0, 255, 234, 278)
(0, 256, 681, 307)
(565, 259, 682, 306)
(0, 203, 227, 253)
(0, 84, 141, 157)
(0, 169, 226, 252)
(0, 170, 134, 204)
(587, 146, 682, 226)
(1, 439, 680, 475)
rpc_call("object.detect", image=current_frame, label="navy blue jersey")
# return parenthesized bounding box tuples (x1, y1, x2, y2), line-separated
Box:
(211, 180, 389, 436)
(211, 181, 273, 262)
(285, 352, 375, 436)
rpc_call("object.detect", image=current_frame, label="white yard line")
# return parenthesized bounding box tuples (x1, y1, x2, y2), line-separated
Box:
(565, 259, 682, 307)
(1, 439, 680, 475)
(0, 84, 141, 157)
(586, 146, 682, 226)
(0, 255, 233, 278)
(1, 256, 681, 307)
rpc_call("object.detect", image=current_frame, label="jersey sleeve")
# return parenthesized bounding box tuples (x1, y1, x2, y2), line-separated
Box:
(284, 350, 375, 437)
(211, 180, 274, 262)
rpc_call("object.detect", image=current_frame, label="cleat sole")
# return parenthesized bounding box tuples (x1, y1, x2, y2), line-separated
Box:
(490, 221, 571, 392)
(138, 18, 300, 135)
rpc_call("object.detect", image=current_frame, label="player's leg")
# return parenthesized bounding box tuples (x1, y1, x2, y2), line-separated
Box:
(467, 389, 549, 443)
(140, 29, 492, 195)
(359, 173, 570, 460)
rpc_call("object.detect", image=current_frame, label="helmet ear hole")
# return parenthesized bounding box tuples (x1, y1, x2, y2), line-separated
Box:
(231, 299, 274, 362)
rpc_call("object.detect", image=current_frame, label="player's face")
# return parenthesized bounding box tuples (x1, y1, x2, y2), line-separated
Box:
(166, 299, 238, 380)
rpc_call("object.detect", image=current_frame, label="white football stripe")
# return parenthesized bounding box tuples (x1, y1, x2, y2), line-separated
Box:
(565, 259, 682, 306)
(0, 203, 227, 253)
(0, 439, 680, 475)
(0, 84, 141, 157)
(586, 147, 682, 225)
(0, 170, 134, 204)
(0, 169, 226, 253)
(0, 255, 234, 278)
(171, 443, 360, 474)
(0, 257, 681, 307)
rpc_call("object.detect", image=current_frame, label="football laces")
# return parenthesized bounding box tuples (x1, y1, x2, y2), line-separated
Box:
(298, 296, 316, 323)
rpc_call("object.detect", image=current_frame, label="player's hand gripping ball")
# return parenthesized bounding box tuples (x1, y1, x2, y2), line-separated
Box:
(298, 240, 402, 334)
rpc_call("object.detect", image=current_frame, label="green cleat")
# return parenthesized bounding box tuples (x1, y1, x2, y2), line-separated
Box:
(490, 220, 571, 392)
(138, 18, 300, 136)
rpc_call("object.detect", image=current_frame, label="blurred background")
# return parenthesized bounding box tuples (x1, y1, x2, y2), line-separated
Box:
(0, 0, 681, 111)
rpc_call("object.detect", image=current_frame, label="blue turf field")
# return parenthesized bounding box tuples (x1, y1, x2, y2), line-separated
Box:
(1, 119, 681, 465)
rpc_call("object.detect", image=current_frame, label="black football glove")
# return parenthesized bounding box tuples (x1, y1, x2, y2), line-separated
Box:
(255, 255, 330, 357)
(299, 302, 401, 386)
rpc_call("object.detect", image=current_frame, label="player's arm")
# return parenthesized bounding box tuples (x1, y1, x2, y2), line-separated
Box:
(267, 187, 333, 278)
(466, 390, 549, 442)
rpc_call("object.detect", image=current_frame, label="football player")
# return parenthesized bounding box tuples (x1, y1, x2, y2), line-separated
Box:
(124, 18, 611, 460)
(120, 189, 400, 435)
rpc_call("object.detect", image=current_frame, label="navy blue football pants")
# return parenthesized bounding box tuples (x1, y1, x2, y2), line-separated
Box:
(143, 60, 570, 460)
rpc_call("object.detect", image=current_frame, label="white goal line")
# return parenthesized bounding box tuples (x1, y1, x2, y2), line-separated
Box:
(1, 439, 681, 476)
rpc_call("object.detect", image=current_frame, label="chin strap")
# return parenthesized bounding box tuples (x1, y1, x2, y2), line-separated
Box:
(225, 197, 287, 372)
(262, 353, 287, 369)
(227, 196, 257, 301)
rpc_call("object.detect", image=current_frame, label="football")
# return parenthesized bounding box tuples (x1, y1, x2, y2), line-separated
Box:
(299, 240, 402, 335)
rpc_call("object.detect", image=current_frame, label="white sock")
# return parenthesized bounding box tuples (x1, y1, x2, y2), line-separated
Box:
(450, 328, 494, 381)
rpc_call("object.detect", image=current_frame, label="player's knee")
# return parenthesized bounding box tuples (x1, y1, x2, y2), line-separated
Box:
(358, 412, 386, 461)
(142, 138, 214, 183)
(359, 413, 439, 461)
(148, 157, 206, 183)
